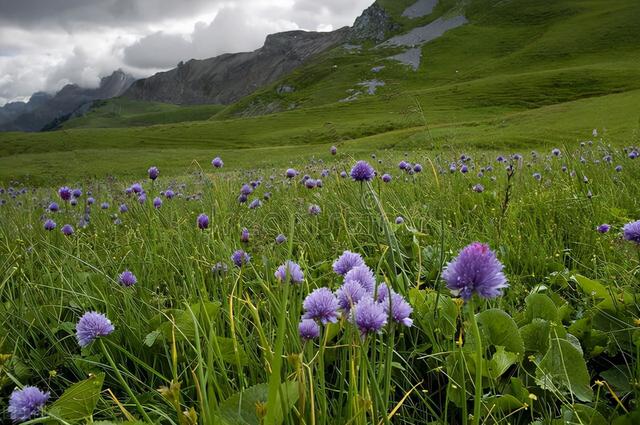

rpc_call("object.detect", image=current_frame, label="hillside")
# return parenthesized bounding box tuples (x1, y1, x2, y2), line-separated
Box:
(1, 0, 639, 183)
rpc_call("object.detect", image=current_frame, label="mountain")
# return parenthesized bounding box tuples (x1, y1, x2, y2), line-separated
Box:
(0, 70, 135, 132)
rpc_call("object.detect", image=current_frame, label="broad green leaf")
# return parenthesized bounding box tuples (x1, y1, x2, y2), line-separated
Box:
(156, 301, 222, 341)
(409, 289, 458, 341)
(524, 293, 558, 323)
(213, 381, 298, 425)
(213, 336, 248, 366)
(475, 309, 524, 360)
(47, 373, 104, 421)
(571, 274, 632, 312)
(483, 394, 525, 416)
(488, 346, 519, 379)
(520, 319, 551, 353)
(561, 404, 607, 425)
(535, 338, 593, 402)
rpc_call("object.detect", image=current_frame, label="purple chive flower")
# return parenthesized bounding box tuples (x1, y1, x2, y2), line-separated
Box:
(119, 204, 128, 213)
(275, 234, 287, 244)
(61, 224, 74, 236)
(533, 172, 541, 181)
(87, 197, 95, 205)
(443, 242, 508, 301)
(165, 189, 175, 199)
(351, 296, 387, 336)
(249, 199, 262, 209)
(350, 160, 375, 182)
(197, 213, 209, 230)
(302, 288, 340, 325)
(472, 184, 484, 193)
(330, 146, 337, 155)
(241, 228, 250, 243)
(70, 199, 78, 207)
(308, 204, 321, 215)
(552, 148, 561, 156)
(597, 224, 611, 233)
(8, 386, 50, 422)
(58, 186, 72, 201)
(381, 173, 392, 183)
(395, 216, 404, 224)
(299, 318, 320, 340)
(138, 193, 147, 204)
(153, 197, 162, 209)
(629, 151, 638, 159)
(413, 164, 423, 173)
(72, 188, 82, 198)
(623, 220, 640, 244)
(118, 270, 137, 287)
(304, 179, 317, 189)
(460, 165, 469, 174)
(399, 161, 408, 170)
(44, 219, 56, 231)
(615, 165, 623, 172)
(340, 171, 348, 178)
(449, 163, 457, 173)
(275, 260, 304, 283)
(335, 279, 368, 312)
(125, 187, 133, 195)
(332, 251, 365, 276)
(131, 183, 143, 194)
(286, 168, 298, 179)
(48, 202, 59, 212)
(384, 293, 413, 327)
(100, 202, 109, 209)
(148, 166, 159, 180)
(238, 194, 248, 204)
(76, 311, 114, 347)
(240, 184, 253, 195)
(231, 249, 251, 267)
(344, 265, 376, 292)
(211, 157, 224, 168)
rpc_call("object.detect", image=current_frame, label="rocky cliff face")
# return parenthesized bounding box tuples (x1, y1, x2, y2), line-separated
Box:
(350, 3, 399, 43)
(0, 70, 135, 132)
(123, 28, 350, 105)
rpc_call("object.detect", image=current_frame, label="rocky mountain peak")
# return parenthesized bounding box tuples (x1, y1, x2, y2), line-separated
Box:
(350, 3, 399, 42)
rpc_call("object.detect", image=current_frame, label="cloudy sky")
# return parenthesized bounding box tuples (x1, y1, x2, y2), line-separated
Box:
(0, 0, 373, 105)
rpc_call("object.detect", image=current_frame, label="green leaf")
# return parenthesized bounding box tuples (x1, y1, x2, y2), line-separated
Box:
(213, 336, 248, 366)
(520, 319, 551, 353)
(571, 274, 633, 312)
(524, 293, 558, 323)
(213, 381, 298, 425)
(561, 404, 607, 425)
(475, 309, 524, 360)
(488, 346, 519, 379)
(535, 338, 593, 402)
(156, 301, 222, 341)
(47, 373, 105, 421)
(483, 394, 526, 416)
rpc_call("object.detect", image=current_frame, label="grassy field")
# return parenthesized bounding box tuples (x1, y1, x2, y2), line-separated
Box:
(1, 144, 639, 424)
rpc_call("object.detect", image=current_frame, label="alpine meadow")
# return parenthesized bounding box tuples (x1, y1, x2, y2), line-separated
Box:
(1, 1, 640, 424)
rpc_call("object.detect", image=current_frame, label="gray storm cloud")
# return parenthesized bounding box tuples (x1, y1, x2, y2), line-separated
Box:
(0, 0, 374, 105)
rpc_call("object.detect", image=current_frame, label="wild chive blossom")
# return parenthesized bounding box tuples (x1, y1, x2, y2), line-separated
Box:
(304, 179, 317, 189)
(44, 219, 56, 231)
(118, 270, 137, 287)
(350, 160, 375, 182)
(100, 202, 109, 209)
(384, 293, 413, 327)
(76, 311, 114, 347)
(308, 204, 321, 215)
(330, 146, 337, 155)
(629, 151, 638, 159)
(72, 188, 82, 198)
(286, 168, 297, 179)
(241, 228, 250, 243)
(340, 171, 348, 178)
(443, 242, 508, 301)
(332, 251, 365, 276)
(165, 189, 175, 199)
(238, 194, 248, 203)
(197, 213, 209, 230)
(335, 279, 368, 312)
(597, 224, 611, 233)
(615, 165, 623, 172)
(119, 204, 128, 213)
(231, 250, 251, 267)
(211, 157, 224, 168)
(413, 164, 423, 173)
(552, 148, 561, 156)
(61, 224, 74, 236)
(147, 166, 159, 180)
(299, 318, 320, 340)
(8, 386, 50, 422)
(153, 197, 162, 209)
(351, 296, 387, 336)
(399, 161, 408, 170)
(48, 202, 59, 212)
(58, 186, 72, 201)
(275, 234, 287, 244)
(302, 288, 340, 325)
(533, 172, 542, 181)
(240, 184, 253, 195)
(344, 265, 376, 292)
(460, 165, 469, 174)
(395, 216, 404, 224)
(249, 199, 262, 209)
(70, 199, 78, 207)
(382, 173, 392, 183)
(275, 260, 304, 284)
(472, 184, 484, 193)
(623, 220, 640, 244)
(131, 183, 143, 194)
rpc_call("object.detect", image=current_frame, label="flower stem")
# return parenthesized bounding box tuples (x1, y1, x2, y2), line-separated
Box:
(467, 298, 483, 425)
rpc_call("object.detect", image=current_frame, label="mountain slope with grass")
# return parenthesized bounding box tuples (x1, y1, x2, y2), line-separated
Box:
(1, 0, 639, 183)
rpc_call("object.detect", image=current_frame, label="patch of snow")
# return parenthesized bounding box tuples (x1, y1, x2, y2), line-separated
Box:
(381, 15, 468, 47)
(402, 0, 438, 19)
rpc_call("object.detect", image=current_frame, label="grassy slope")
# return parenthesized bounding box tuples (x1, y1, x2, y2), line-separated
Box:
(0, 0, 639, 184)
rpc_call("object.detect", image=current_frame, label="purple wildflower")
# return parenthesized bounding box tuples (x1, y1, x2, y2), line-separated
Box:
(58, 186, 72, 201)
(286, 168, 298, 179)
(61, 224, 74, 236)
(131, 183, 143, 194)
(238, 194, 248, 203)
(241, 228, 250, 243)
(240, 184, 253, 195)
(197, 213, 209, 230)
(165, 189, 175, 199)
(308, 204, 321, 215)
(395, 216, 404, 224)
(472, 184, 484, 193)
(148, 166, 159, 180)
(44, 219, 56, 231)
(443, 242, 508, 301)
(615, 165, 623, 172)
(533, 172, 541, 181)
(335, 279, 368, 312)
(460, 165, 469, 174)
(100, 202, 109, 209)
(304, 179, 317, 189)
(211, 157, 224, 168)
(381, 173, 392, 183)
(597, 224, 611, 233)
(344, 265, 376, 292)
(552, 148, 561, 156)
(48, 202, 59, 212)
(249, 199, 262, 209)
(413, 164, 422, 173)
(119, 270, 137, 287)
(330, 146, 337, 155)
(350, 160, 375, 182)
(340, 171, 347, 178)
(231, 250, 251, 267)
(384, 292, 413, 327)
(351, 296, 387, 336)
(299, 319, 320, 340)
(274, 260, 304, 284)
(87, 197, 95, 205)
(153, 197, 162, 209)
(623, 220, 640, 244)
(332, 250, 365, 276)
(302, 288, 340, 325)
(72, 188, 82, 198)
(76, 311, 114, 347)
(8, 386, 50, 422)
(119, 204, 128, 213)
(275, 234, 287, 244)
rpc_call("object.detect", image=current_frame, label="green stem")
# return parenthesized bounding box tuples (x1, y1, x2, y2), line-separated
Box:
(467, 298, 483, 425)
(99, 339, 152, 423)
